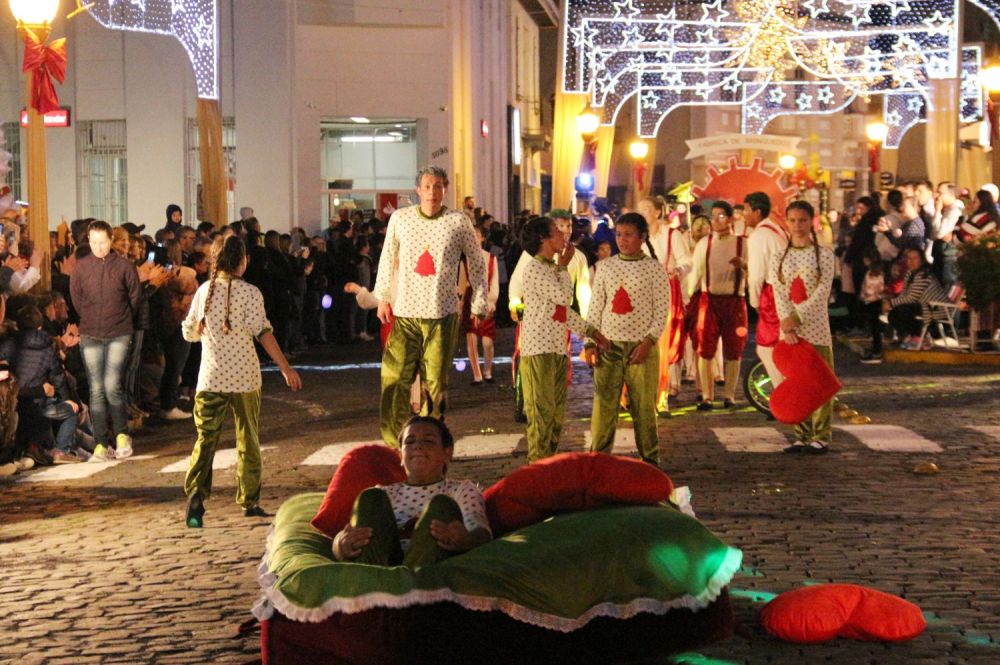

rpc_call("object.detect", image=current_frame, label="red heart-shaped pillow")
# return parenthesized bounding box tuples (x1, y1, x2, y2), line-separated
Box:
(761, 584, 925, 643)
(483, 452, 673, 536)
(770, 340, 841, 424)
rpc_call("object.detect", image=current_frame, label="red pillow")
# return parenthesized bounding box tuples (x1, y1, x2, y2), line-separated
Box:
(310, 444, 407, 538)
(760, 584, 925, 644)
(770, 340, 841, 424)
(483, 452, 673, 536)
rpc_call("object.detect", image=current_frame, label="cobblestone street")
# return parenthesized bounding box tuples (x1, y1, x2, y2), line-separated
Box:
(2, 330, 1000, 664)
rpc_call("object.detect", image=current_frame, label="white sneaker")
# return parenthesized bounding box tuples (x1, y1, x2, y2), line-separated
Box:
(89, 444, 114, 463)
(14, 457, 35, 471)
(115, 434, 134, 459)
(161, 407, 193, 420)
(0, 462, 17, 477)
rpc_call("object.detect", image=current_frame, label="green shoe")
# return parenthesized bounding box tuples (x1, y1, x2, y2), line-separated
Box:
(88, 444, 114, 463)
(186, 494, 205, 528)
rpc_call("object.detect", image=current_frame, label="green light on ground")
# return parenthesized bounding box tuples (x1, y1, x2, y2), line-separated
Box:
(671, 652, 740, 665)
(728, 587, 778, 603)
(965, 632, 998, 647)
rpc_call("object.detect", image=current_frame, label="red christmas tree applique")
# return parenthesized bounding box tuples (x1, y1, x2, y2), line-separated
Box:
(611, 284, 634, 315)
(552, 305, 567, 322)
(790, 275, 808, 304)
(414, 247, 436, 277)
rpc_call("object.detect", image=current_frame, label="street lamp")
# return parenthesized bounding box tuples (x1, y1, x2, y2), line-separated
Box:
(778, 153, 797, 170)
(982, 65, 1000, 185)
(628, 140, 649, 206)
(575, 105, 601, 214)
(576, 106, 601, 140)
(9, 0, 63, 292)
(866, 121, 887, 194)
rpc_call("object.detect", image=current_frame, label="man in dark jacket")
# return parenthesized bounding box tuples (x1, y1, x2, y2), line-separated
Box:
(69, 220, 141, 462)
(1, 306, 80, 465)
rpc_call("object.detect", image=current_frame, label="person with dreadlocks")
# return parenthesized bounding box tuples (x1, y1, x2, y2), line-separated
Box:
(181, 235, 303, 528)
(584, 212, 669, 465)
(769, 201, 836, 454)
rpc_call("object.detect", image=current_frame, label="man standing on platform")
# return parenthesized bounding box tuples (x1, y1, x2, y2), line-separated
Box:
(745, 192, 788, 388)
(375, 167, 490, 446)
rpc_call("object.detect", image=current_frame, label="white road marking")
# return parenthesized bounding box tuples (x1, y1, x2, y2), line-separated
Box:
(835, 425, 943, 452)
(300, 441, 381, 466)
(158, 446, 277, 473)
(713, 427, 789, 453)
(968, 425, 1000, 442)
(453, 433, 523, 457)
(17, 454, 159, 483)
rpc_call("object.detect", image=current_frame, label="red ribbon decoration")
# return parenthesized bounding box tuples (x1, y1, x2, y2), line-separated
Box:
(22, 28, 67, 115)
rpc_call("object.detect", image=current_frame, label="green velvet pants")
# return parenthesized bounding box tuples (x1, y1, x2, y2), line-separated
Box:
(794, 344, 834, 445)
(380, 314, 460, 447)
(590, 340, 660, 465)
(184, 389, 262, 509)
(520, 353, 569, 463)
(352, 487, 463, 571)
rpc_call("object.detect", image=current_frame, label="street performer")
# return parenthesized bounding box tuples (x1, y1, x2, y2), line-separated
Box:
(745, 191, 788, 389)
(375, 166, 490, 447)
(688, 201, 747, 410)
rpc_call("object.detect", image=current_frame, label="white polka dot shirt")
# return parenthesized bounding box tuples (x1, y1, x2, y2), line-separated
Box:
(587, 253, 670, 343)
(182, 277, 272, 393)
(768, 245, 835, 346)
(520, 256, 591, 357)
(374, 205, 487, 319)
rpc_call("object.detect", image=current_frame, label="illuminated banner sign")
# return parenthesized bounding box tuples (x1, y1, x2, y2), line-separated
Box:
(685, 134, 800, 160)
(20, 107, 72, 128)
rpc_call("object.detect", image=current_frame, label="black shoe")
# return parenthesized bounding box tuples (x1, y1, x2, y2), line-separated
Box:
(715, 379, 726, 386)
(484, 376, 495, 383)
(244, 505, 270, 518)
(860, 353, 883, 365)
(783, 442, 806, 453)
(26, 443, 53, 467)
(514, 409, 527, 423)
(681, 378, 695, 385)
(696, 401, 714, 411)
(722, 399, 736, 409)
(657, 409, 672, 418)
(471, 379, 483, 386)
(803, 441, 829, 455)
(186, 494, 205, 528)
(695, 393, 704, 403)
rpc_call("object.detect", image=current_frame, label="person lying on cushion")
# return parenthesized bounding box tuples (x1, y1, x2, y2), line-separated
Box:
(332, 416, 491, 570)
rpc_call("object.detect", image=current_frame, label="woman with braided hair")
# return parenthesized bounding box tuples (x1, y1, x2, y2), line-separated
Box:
(769, 201, 836, 454)
(181, 235, 302, 528)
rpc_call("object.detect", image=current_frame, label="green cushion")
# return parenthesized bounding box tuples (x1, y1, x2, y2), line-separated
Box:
(260, 493, 741, 631)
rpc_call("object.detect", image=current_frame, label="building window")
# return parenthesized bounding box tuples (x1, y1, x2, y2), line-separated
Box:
(186, 117, 236, 224)
(1, 122, 21, 202)
(77, 120, 128, 224)
(320, 118, 418, 222)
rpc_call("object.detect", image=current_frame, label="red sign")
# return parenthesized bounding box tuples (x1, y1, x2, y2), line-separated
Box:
(20, 107, 72, 128)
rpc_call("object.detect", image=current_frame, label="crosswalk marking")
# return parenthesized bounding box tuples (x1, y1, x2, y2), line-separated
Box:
(713, 427, 789, 453)
(584, 429, 638, 455)
(454, 433, 523, 457)
(968, 426, 1000, 442)
(158, 447, 277, 474)
(835, 425, 943, 453)
(301, 434, 524, 467)
(18, 454, 158, 484)
(301, 441, 380, 467)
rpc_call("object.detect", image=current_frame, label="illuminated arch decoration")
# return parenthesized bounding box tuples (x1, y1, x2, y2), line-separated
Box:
(563, 0, 995, 144)
(86, 0, 218, 100)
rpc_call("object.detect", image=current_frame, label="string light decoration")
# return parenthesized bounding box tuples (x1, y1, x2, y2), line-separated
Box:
(86, 0, 218, 99)
(562, 0, 995, 142)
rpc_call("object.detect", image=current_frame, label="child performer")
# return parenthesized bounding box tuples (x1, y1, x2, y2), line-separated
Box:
(769, 201, 836, 454)
(688, 201, 747, 410)
(584, 213, 669, 465)
(520, 217, 608, 462)
(637, 195, 691, 417)
(182, 236, 303, 528)
(457, 225, 500, 384)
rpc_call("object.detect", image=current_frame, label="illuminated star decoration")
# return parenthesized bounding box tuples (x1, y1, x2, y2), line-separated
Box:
(561, 0, 993, 140)
(88, 0, 219, 100)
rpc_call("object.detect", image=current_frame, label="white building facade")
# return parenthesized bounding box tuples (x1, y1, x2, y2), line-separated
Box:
(0, 0, 558, 233)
